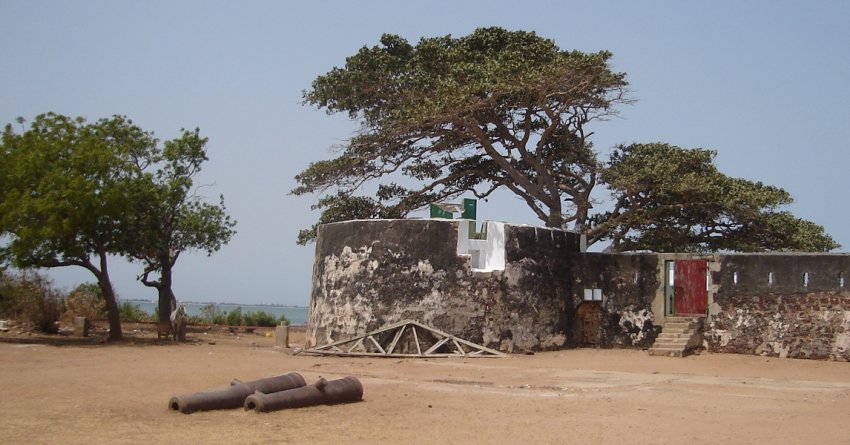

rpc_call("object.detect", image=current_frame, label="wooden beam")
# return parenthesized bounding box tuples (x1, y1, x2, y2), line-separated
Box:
(424, 337, 450, 355)
(367, 335, 386, 354)
(452, 338, 466, 356)
(411, 326, 422, 355)
(386, 325, 405, 354)
(299, 320, 508, 358)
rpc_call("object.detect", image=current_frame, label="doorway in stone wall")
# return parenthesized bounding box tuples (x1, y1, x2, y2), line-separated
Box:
(672, 259, 708, 316)
(576, 302, 603, 346)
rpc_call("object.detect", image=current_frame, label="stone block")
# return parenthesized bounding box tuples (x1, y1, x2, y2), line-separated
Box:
(73, 316, 90, 337)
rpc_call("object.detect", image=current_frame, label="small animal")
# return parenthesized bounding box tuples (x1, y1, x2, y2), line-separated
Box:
(170, 304, 187, 341)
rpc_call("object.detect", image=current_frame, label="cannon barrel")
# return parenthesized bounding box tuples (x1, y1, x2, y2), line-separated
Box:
(169, 372, 306, 414)
(244, 376, 363, 413)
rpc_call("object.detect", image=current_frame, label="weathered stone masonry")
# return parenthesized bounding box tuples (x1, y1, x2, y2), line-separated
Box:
(307, 219, 580, 352)
(707, 254, 850, 360)
(307, 219, 662, 352)
(307, 219, 850, 360)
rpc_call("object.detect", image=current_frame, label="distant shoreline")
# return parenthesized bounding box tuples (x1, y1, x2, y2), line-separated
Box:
(120, 298, 308, 309)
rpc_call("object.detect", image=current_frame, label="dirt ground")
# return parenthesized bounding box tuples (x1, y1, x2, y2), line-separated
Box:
(1, 323, 849, 445)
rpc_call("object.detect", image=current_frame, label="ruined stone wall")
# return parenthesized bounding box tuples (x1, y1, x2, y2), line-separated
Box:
(706, 254, 850, 360)
(306, 219, 580, 352)
(570, 253, 661, 348)
(306, 219, 850, 360)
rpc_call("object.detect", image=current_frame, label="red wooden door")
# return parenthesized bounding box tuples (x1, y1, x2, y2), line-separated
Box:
(674, 260, 708, 316)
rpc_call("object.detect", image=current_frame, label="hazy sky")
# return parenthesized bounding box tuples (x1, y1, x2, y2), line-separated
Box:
(2, 1, 849, 305)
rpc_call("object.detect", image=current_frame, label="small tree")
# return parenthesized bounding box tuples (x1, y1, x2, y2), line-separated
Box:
(0, 114, 152, 340)
(124, 128, 236, 323)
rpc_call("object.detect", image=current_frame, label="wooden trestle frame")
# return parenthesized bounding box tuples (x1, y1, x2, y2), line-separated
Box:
(298, 320, 507, 358)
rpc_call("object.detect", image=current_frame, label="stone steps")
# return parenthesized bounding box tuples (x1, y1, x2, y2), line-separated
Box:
(649, 316, 704, 358)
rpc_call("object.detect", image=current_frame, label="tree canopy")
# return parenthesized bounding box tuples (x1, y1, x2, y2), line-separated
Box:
(294, 27, 837, 253)
(293, 27, 628, 238)
(592, 143, 838, 252)
(0, 113, 145, 339)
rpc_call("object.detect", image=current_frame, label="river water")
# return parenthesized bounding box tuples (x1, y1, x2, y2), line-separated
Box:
(126, 301, 308, 325)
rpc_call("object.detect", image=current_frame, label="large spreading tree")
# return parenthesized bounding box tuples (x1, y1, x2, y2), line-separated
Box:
(590, 142, 837, 252)
(293, 27, 837, 252)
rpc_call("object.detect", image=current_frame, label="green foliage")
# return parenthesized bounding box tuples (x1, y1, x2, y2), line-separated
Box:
(241, 311, 256, 327)
(0, 112, 236, 337)
(211, 306, 286, 327)
(0, 114, 143, 268)
(0, 269, 18, 317)
(294, 27, 629, 241)
(118, 302, 151, 322)
(71, 283, 104, 301)
(225, 306, 243, 326)
(0, 270, 63, 333)
(199, 303, 226, 325)
(0, 113, 156, 340)
(185, 315, 205, 325)
(122, 127, 236, 322)
(249, 310, 277, 327)
(295, 28, 837, 253)
(64, 284, 107, 321)
(592, 143, 839, 252)
(296, 193, 401, 245)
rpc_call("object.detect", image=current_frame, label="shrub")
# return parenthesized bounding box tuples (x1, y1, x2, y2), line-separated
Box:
(0, 271, 63, 333)
(185, 315, 205, 326)
(0, 270, 19, 317)
(225, 306, 242, 326)
(199, 303, 225, 325)
(119, 302, 151, 322)
(251, 310, 277, 327)
(63, 285, 106, 321)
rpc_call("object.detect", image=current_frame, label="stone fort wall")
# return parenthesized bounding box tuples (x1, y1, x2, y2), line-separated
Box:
(306, 219, 850, 360)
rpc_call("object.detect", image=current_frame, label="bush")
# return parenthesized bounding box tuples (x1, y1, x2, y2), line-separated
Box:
(185, 315, 205, 326)
(0, 271, 63, 333)
(225, 306, 242, 326)
(63, 285, 106, 321)
(250, 310, 277, 327)
(119, 302, 151, 322)
(200, 303, 226, 325)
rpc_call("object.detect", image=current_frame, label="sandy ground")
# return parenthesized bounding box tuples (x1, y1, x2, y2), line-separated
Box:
(1, 323, 849, 445)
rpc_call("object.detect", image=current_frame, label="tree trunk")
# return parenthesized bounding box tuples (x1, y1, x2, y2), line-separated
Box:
(92, 251, 122, 341)
(546, 209, 564, 228)
(99, 277, 123, 341)
(157, 286, 177, 323)
(155, 265, 177, 323)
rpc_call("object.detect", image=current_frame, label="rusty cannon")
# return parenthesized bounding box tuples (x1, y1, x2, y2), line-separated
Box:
(169, 372, 306, 414)
(244, 376, 363, 413)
